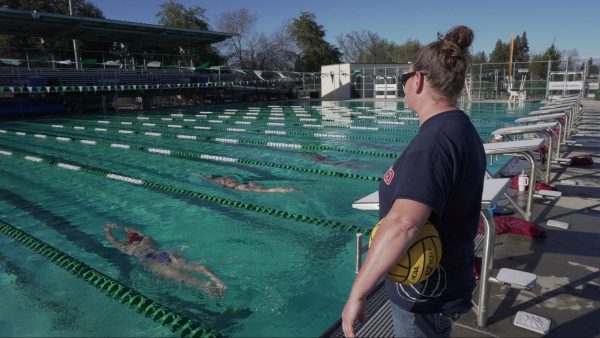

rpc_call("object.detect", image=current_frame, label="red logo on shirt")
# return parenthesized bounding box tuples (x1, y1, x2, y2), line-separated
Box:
(383, 167, 395, 185)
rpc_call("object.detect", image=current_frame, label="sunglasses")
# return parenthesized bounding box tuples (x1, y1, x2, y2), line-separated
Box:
(400, 70, 429, 86)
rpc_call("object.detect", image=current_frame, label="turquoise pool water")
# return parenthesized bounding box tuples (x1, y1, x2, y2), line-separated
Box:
(0, 100, 537, 337)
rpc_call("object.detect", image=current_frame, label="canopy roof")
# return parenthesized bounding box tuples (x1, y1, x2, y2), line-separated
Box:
(0, 8, 233, 47)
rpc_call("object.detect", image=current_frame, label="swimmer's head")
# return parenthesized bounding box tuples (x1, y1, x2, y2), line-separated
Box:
(125, 231, 143, 244)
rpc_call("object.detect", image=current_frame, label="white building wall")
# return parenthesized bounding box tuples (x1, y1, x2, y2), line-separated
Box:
(320, 63, 352, 100)
(320, 63, 408, 100)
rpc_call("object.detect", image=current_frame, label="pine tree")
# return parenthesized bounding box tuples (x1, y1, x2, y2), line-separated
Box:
(288, 11, 341, 72)
(489, 39, 509, 63)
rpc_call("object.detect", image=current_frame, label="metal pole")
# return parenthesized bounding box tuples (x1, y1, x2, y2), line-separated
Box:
(479, 63, 482, 100)
(476, 208, 496, 328)
(564, 58, 569, 96)
(68, 0, 80, 70)
(362, 67, 365, 99)
(355, 233, 363, 273)
(25, 50, 30, 70)
(546, 60, 551, 99)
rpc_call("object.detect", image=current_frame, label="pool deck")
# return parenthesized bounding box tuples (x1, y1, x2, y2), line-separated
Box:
(452, 100, 600, 337)
(322, 100, 600, 338)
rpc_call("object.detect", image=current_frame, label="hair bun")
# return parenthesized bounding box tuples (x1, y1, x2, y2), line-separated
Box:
(443, 26, 473, 50)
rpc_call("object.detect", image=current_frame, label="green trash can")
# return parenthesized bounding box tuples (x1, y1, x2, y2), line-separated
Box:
(596, 89, 600, 100)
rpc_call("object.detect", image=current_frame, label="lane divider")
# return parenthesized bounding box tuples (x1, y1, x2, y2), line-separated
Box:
(20, 123, 400, 159)
(0, 145, 367, 235)
(82, 112, 419, 133)
(1, 128, 381, 181)
(0, 219, 219, 338)
(62, 115, 417, 143)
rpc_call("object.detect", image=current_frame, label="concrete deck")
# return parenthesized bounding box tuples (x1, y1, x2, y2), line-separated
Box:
(323, 100, 600, 338)
(453, 100, 600, 338)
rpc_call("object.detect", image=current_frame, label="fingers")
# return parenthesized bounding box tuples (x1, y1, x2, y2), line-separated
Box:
(342, 321, 355, 338)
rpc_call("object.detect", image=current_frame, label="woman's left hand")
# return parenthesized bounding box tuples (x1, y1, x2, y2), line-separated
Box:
(341, 296, 366, 338)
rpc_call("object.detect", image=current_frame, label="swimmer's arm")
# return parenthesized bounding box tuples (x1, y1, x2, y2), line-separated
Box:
(104, 226, 128, 252)
(189, 263, 226, 288)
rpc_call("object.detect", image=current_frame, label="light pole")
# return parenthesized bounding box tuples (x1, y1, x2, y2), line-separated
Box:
(68, 0, 80, 70)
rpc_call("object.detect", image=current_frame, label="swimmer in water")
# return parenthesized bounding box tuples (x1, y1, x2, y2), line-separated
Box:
(208, 175, 295, 193)
(103, 224, 226, 297)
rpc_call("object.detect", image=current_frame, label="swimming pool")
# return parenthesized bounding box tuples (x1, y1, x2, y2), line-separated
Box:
(0, 100, 536, 337)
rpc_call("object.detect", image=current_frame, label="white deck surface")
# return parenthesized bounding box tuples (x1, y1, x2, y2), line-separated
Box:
(515, 113, 566, 123)
(492, 122, 558, 136)
(351, 178, 510, 211)
(483, 138, 544, 155)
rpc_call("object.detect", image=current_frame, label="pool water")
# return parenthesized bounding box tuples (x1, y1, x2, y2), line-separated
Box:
(0, 100, 537, 337)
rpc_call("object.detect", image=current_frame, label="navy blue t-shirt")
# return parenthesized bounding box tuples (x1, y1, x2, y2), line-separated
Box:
(378, 110, 486, 314)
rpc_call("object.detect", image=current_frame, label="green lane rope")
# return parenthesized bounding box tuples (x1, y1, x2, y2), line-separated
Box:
(0, 146, 367, 235)
(74, 113, 419, 133)
(2, 128, 381, 182)
(21, 122, 400, 159)
(72, 115, 416, 143)
(0, 219, 220, 338)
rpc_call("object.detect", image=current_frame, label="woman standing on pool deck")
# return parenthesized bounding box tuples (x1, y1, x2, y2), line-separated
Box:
(342, 26, 486, 337)
(104, 224, 226, 297)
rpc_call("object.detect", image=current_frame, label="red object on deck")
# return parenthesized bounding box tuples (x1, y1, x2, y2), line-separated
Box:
(570, 156, 594, 166)
(474, 216, 546, 278)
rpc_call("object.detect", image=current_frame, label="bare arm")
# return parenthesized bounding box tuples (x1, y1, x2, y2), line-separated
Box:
(185, 262, 226, 289)
(342, 199, 432, 337)
(104, 224, 128, 252)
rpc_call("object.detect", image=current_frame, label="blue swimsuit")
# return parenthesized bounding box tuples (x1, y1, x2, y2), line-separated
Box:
(139, 251, 172, 264)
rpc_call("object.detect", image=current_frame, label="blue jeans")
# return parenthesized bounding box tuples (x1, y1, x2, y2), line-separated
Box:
(390, 302, 465, 338)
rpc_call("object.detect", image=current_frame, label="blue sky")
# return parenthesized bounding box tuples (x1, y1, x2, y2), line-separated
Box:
(94, 0, 600, 59)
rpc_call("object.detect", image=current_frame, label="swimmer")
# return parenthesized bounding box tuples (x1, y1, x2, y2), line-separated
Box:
(208, 175, 295, 193)
(103, 224, 226, 297)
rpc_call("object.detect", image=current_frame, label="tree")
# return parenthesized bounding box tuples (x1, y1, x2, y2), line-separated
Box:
(155, 0, 221, 67)
(215, 9, 295, 71)
(288, 11, 341, 72)
(215, 8, 257, 69)
(156, 0, 208, 30)
(515, 31, 530, 62)
(0, 0, 106, 57)
(580, 57, 599, 75)
(393, 39, 422, 64)
(471, 51, 488, 64)
(562, 48, 579, 71)
(337, 30, 398, 63)
(0, 0, 103, 17)
(336, 31, 421, 64)
(489, 39, 509, 64)
(545, 43, 562, 71)
(528, 43, 562, 79)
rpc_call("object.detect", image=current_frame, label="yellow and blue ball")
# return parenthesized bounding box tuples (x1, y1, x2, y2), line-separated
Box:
(369, 220, 442, 284)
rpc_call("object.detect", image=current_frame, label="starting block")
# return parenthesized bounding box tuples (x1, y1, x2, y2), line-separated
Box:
(496, 268, 537, 289)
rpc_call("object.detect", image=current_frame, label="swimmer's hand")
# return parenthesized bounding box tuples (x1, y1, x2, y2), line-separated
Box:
(205, 282, 225, 299)
(103, 223, 119, 232)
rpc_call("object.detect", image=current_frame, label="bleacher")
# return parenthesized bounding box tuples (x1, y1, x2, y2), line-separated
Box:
(0, 67, 198, 87)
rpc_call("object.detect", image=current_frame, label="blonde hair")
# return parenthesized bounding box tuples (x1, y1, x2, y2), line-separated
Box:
(412, 26, 473, 103)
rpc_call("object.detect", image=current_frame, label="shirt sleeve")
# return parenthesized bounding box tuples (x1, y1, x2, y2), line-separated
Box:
(391, 147, 454, 218)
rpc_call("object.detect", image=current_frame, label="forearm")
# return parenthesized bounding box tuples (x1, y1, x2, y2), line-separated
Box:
(348, 218, 420, 301)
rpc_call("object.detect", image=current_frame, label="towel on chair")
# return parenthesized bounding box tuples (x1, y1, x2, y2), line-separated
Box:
(478, 216, 546, 239)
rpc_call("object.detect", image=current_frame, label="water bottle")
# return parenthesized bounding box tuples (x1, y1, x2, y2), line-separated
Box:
(518, 170, 529, 192)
